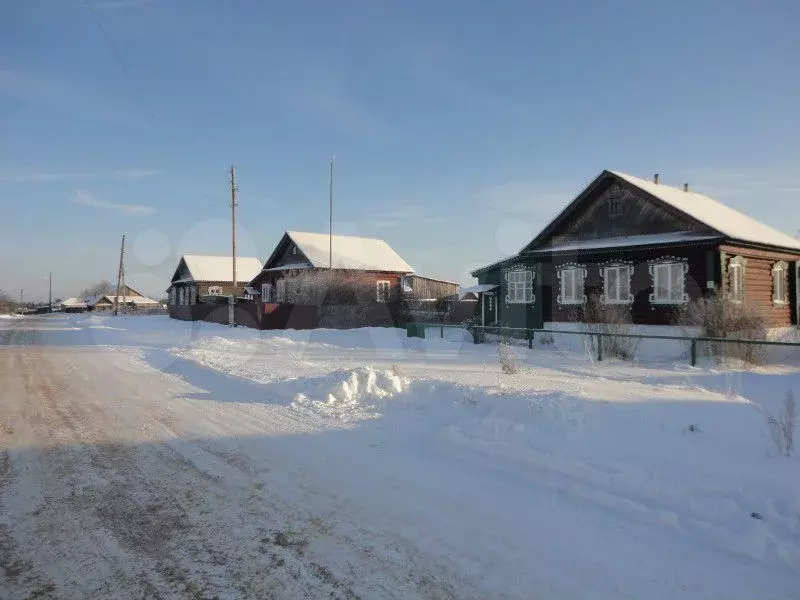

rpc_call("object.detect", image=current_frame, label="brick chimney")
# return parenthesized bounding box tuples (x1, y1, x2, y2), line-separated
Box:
(683, 183, 689, 192)
(653, 173, 660, 184)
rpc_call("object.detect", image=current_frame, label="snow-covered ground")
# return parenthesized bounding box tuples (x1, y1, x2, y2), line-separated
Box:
(3, 313, 800, 599)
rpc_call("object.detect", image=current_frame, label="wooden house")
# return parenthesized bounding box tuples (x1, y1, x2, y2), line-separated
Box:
(86, 285, 160, 311)
(167, 255, 263, 306)
(468, 170, 800, 329)
(250, 231, 460, 306)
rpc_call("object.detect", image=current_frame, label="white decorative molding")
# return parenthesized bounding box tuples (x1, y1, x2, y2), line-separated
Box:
(647, 256, 690, 305)
(772, 261, 789, 305)
(556, 262, 587, 306)
(504, 266, 535, 305)
(728, 255, 746, 303)
(598, 260, 634, 305)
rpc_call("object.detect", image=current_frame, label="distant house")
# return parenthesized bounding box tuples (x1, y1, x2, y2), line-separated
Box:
(86, 285, 160, 311)
(468, 170, 800, 329)
(249, 231, 459, 304)
(59, 297, 88, 313)
(167, 255, 263, 306)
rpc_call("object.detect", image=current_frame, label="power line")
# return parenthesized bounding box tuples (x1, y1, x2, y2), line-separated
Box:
(82, 0, 158, 123)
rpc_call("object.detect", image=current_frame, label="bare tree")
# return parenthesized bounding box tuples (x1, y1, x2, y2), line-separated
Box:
(80, 280, 115, 299)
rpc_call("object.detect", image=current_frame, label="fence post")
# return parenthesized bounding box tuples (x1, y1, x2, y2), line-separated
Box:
(440, 324, 444, 339)
(690, 339, 697, 367)
(528, 330, 533, 349)
(597, 334, 603, 361)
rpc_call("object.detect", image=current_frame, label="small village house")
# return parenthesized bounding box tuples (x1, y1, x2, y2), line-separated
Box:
(167, 255, 263, 306)
(250, 231, 459, 306)
(86, 285, 160, 311)
(468, 170, 800, 330)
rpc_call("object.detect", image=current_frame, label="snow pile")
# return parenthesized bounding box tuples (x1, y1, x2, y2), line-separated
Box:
(0, 314, 23, 320)
(292, 367, 410, 421)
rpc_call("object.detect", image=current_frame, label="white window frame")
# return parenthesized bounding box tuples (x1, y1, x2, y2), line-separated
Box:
(601, 264, 633, 305)
(728, 256, 746, 303)
(207, 285, 224, 296)
(189, 286, 197, 305)
(649, 260, 689, 305)
(275, 279, 286, 303)
(772, 261, 788, 305)
(261, 282, 274, 303)
(376, 280, 391, 303)
(505, 269, 534, 304)
(169, 288, 175, 306)
(557, 265, 586, 305)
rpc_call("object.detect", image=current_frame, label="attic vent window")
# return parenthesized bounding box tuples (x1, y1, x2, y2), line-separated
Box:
(291, 244, 297, 255)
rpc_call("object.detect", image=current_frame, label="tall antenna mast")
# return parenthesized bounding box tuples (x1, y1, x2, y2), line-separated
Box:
(114, 234, 125, 316)
(329, 156, 335, 270)
(230, 165, 238, 327)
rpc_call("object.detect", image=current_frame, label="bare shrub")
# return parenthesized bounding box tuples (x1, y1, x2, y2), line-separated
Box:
(538, 332, 555, 346)
(498, 339, 521, 374)
(760, 391, 796, 456)
(463, 316, 485, 343)
(580, 294, 639, 360)
(676, 294, 767, 364)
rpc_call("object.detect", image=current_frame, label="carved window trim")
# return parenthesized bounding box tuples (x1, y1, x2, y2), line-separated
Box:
(504, 267, 535, 305)
(648, 257, 689, 305)
(728, 256, 746, 303)
(599, 260, 634, 305)
(556, 263, 587, 306)
(207, 285, 224, 296)
(772, 261, 788, 305)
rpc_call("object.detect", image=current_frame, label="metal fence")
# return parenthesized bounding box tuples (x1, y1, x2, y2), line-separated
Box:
(407, 323, 800, 367)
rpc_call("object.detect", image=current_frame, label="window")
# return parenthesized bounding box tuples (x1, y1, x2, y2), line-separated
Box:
(558, 266, 585, 305)
(276, 279, 286, 303)
(729, 256, 745, 303)
(773, 261, 788, 305)
(603, 265, 632, 304)
(650, 261, 687, 304)
(261, 282, 273, 302)
(189, 287, 197, 305)
(178, 287, 185, 305)
(168, 288, 175, 305)
(207, 286, 223, 296)
(376, 280, 391, 303)
(506, 269, 534, 304)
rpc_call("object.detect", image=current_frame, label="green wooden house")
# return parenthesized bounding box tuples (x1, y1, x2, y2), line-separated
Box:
(466, 170, 800, 330)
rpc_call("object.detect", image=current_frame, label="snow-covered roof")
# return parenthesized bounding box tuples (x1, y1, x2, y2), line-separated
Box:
(87, 294, 160, 307)
(60, 297, 87, 307)
(534, 232, 720, 254)
(177, 255, 263, 283)
(611, 171, 800, 251)
(261, 263, 311, 272)
(284, 231, 414, 272)
(459, 284, 498, 299)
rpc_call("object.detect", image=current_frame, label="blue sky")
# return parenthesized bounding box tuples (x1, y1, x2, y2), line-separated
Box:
(2, 0, 799, 300)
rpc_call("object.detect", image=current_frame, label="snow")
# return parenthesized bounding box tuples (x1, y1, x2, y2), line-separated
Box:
(612, 171, 800, 251)
(8, 313, 800, 599)
(178, 254, 263, 283)
(285, 231, 415, 272)
(261, 262, 312, 271)
(536, 232, 720, 253)
(458, 283, 499, 298)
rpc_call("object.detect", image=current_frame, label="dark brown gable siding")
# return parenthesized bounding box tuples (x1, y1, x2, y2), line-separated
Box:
(548, 246, 711, 325)
(537, 175, 715, 249)
(720, 245, 799, 328)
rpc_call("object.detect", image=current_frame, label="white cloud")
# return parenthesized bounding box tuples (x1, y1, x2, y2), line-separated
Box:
(0, 168, 162, 183)
(71, 190, 156, 216)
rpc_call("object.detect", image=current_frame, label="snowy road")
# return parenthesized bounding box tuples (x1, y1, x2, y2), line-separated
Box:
(0, 315, 798, 599)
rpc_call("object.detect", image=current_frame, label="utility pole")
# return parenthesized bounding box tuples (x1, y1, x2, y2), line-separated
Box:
(114, 234, 126, 316)
(48, 272, 52, 314)
(329, 156, 334, 270)
(230, 165, 238, 327)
